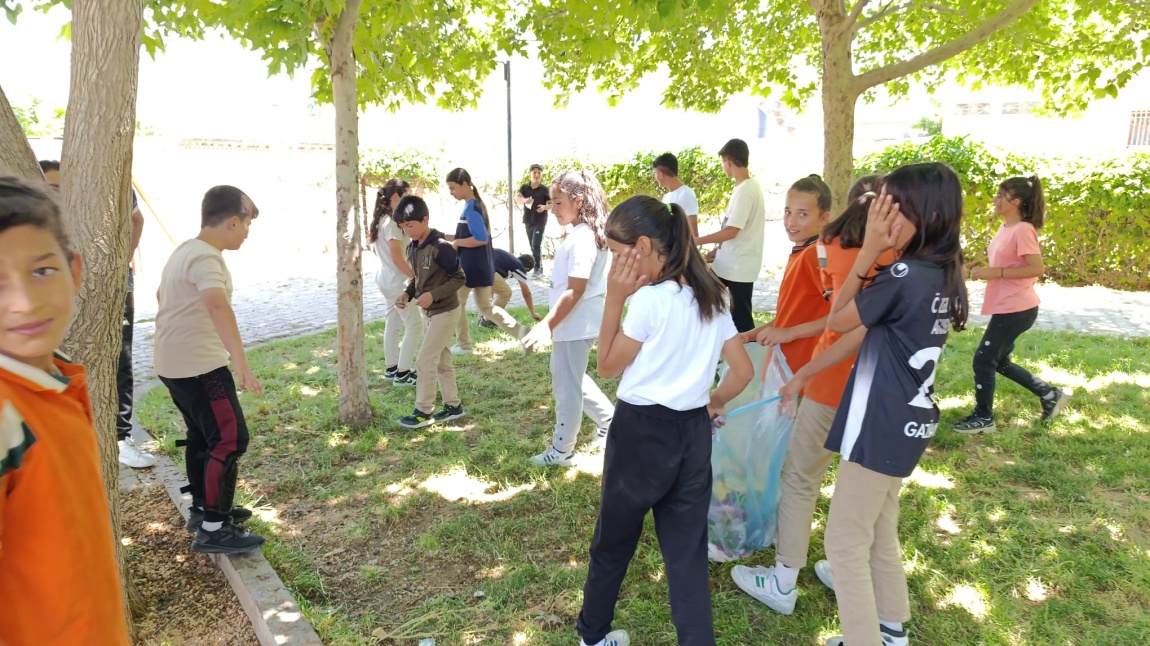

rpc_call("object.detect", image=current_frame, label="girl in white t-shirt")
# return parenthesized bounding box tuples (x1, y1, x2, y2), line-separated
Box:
(575, 196, 753, 646)
(368, 179, 421, 385)
(523, 171, 615, 466)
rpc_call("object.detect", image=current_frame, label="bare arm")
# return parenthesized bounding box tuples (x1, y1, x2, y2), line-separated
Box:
(200, 288, 263, 393)
(972, 253, 1044, 280)
(519, 280, 540, 318)
(687, 215, 699, 238)
(388, 239, 414, 279)
(544, 276, 587, 330)
(757, 316, 828, 346)
(597, 294, 642, 379)
(709, 336, 754, 423)
(695, 225, 741, 246)
(129, 207, 144, 256)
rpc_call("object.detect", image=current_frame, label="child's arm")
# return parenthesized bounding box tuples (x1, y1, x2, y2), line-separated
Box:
(596, 248, 649, 378)
(523, 278, 586, 351)
(695, 225, 740, 246)
(454, 203, 489, 248)
(709, 336, 754, 424)
(388, 238, 414, 279)
(778, 326, 866, 417)
(756, 317, 827, 346)
(971, 254, 1044, 280)
(423, 247, 466, 306)
(200, 288, 264, 394)
(518, 278, 541, 320)
(829, 194, 900, 334)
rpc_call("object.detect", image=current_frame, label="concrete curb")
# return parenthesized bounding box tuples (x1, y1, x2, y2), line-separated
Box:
(128, 415, 322, 645)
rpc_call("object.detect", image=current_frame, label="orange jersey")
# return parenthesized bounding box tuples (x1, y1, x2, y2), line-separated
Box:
(775, 243, 831, 374)
(804, 242, 898, 408)
(0, 353, 130, 646)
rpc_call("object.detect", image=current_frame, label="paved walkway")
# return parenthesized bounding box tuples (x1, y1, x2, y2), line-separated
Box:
(131, 264, 1150, 386)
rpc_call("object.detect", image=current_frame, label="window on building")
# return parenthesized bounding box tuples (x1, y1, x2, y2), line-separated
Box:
(1129, 111, 1150, 146)
(1002, 101, 1039, 115)
(955, 103, 991, 116)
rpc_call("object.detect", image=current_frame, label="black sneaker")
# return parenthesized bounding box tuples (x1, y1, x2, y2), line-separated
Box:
(953, 413, 996, 435)
(192, 522, 266, 555)
(384, 365, 398, 380)
(185, 506, 254, 532)
(1040, 387, 1071, 422)
(478, 318, 497, 330)
(398, 408, 435, 429)
(433, 404, 465, 423)
(393, 370, 417, 387)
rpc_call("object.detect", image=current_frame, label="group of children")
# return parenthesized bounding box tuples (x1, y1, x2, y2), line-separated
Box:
(0, 137, 1070, 642)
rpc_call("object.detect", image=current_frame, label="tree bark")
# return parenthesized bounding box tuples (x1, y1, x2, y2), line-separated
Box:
(329, 0, 371, 427)
(0, 83, 45, 181)
(58, 0, 145, 636)
(815, 1, 861, 211)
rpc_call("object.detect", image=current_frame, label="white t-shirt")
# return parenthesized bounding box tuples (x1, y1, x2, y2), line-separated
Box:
(662, 184, 699, 216)
(550, 223, 609, 343)
(154, 239, 233, 379)
(711, 177, 766, 283)
(373, 218, 410, 293)
(617, 281, 739, 410)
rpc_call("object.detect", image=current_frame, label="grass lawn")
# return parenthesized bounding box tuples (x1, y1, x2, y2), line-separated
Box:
(137, 308, 1150, 645)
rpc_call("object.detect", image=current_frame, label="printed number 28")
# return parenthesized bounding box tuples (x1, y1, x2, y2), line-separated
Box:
(908, 347, 941, 409)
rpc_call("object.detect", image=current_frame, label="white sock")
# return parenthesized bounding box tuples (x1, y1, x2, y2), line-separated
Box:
(774, 562, 799, 589)
(880, 620, 904, 633)
(200, 520, 224, 532)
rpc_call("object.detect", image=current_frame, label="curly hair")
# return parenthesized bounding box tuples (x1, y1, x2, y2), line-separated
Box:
(551, 170, 609, 250)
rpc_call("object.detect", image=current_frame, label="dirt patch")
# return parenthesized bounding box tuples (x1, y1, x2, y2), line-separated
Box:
(121, 484, 259, 645)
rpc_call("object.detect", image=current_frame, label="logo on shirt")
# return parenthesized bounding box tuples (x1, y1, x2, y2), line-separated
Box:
(422, 254, 431, 270)
(891, 262, 909, 278)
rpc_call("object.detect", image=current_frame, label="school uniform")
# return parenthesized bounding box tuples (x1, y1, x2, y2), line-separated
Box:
(823, 258, 952, 645)
(453, 199, 526, 349)
(405, 229, 467, 414)
(577, 282, 737, 646)
(773, 236, 830, 374)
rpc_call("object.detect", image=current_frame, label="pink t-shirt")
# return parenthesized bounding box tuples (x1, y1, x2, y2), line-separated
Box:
(982, 222, 1041, 315)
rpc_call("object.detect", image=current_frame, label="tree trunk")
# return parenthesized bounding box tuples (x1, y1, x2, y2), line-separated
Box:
(815, 2, 861, 211)
(330, 0, 371, 428)
(0, 83, 45, 181)
(59, 0, 145, 636)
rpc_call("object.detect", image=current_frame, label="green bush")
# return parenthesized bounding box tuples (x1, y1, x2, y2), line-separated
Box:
(360, 148, 442, 192)
(856, 136, 1150, 291)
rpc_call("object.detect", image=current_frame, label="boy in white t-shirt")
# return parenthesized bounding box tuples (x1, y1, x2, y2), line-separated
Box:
(154, 185, 264, 556)
(653, 152, 700, 237)
(695, 138, 766, 333)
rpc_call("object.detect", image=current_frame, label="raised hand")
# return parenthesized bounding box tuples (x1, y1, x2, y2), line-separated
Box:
(606, 248, 650, 302)
(863, 192, 903, 254)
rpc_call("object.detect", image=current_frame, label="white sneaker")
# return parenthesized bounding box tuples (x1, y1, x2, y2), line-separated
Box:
(118, 439, 157, 469)
(825, 624, 909, 646)
(531, 446, 575, 467)
(581, 630, 630, 646)
(731, 564, 797, 615)
(587, 427, 609, 453)
(814, 559, 835, 591)
(449, 345, 472, 356)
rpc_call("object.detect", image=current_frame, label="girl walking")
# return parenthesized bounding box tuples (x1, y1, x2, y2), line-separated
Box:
(953, 175, 1070, 434)
(522, 171, 615, 466)
(820, 163, 969, 646)
(577, 196, 753, 646)
(368, 179, 421, 386)
(444, 168, 528, 354)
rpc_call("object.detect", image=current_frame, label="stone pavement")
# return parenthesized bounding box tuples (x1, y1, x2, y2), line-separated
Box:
(130, 265, 1150, 387)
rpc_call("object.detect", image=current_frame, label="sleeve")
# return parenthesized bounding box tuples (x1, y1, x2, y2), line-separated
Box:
(187, 252, 228, 292)
(724, 185, 751, 230)
(130, 189, 139, 212)
(683, 188, 700, 216)
(519, 184, 531, 198)
(1015, 224, 1041, 257)
(854, 265, 904, 329)
(621, 287, 660, 343)
(567, 231, 597, 280)
(510, 269, 529, 285)
(434, 243, 460, 273)
(717, 310, 739, 342)
(464, 201, 489, 242)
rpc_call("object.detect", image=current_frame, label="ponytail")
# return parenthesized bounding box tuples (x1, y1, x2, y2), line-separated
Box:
(999, 174, 1046, 229)
(368, 178, 411, 243)
(446, 167, 491, 234)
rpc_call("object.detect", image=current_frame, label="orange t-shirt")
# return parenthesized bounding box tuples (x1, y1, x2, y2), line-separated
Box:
(774, 242, 831, 374)
(0, 353, 130, 646)
(804, 241, 898, 408)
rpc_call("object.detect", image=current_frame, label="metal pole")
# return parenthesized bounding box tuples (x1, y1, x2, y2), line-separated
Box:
(505, 61, 514, 253)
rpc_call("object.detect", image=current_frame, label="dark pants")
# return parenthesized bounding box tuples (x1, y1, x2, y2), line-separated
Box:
(160, 367, 249, 523)
(116, 289, 134, 442)
(577, 401, 715, 646)
(525, 220, 546, 270)
(720, 278, 755, 333)
(973, 306, 1052, 417)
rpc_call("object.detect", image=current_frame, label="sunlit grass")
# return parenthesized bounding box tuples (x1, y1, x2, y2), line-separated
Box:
(136, 311, 1150, 644)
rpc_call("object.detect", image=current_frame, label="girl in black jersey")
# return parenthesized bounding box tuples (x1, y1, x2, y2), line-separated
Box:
(820, 163, 969, 646)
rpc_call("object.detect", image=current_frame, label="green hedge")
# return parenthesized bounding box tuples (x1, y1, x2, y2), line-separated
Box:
(857, 136, 1150, 291)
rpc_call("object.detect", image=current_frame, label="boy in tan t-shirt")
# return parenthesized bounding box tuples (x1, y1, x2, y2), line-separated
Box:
(154, 185, 265, 556)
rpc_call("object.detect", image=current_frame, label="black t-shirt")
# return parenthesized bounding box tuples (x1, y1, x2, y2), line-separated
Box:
(825, 258, 954, 478)
(519, 183, 551, 226)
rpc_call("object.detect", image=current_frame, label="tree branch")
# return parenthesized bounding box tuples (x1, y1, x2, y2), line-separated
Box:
(846, 0, 874, 26)
(853, 1, 908, 34)
(854, 0, 1041, 91)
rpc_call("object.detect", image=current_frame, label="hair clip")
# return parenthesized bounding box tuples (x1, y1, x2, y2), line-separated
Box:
(667, 203, 674, 214)
(857, 191, 877, 204)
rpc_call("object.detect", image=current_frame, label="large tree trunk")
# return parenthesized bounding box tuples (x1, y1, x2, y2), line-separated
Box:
(59, 0, 145, 636)
(329, 0, 371, 427)
(0, 83, 45, 181)
(815, 3, 860, 212)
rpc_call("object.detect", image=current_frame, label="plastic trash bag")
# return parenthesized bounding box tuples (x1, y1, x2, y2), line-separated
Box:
(707, 343, 795, 562)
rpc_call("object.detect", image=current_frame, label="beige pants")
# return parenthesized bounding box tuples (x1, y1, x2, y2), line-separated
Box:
(492, 274, 513, 310)
(825, 460, 911, 644)
(454, 285, 523, 350)
(776, 398, 838, 568)
(415, 308, 461, 414)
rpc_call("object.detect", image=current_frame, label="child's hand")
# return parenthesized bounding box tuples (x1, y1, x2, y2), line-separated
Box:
(707, 394, 727, 434)
(777, 373, 808, 419)
(704, 248, 717, 263)
(863, 192, 902, 254)
(235, 364, 265, 395)
(522, 322, 552, 351)
(606, 248, 650, 301)
(970, 266, 994, 281)
(757, 326, 794, 347)
(398, 293, 411, 302)
(530, 310, 543, 321)
(416, 292, 434, 309)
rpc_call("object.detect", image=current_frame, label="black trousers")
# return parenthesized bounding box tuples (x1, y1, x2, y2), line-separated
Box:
(525, 221, 546, 270)
(973, 306, 1052, 417)
(160, 367, 250, 522)
(720, 278, 755, 333)
(116, 289, 134, 441)
(577, 401, 715, 646)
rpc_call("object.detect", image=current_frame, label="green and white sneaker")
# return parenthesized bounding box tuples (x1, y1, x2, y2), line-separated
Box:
(531, 446, 575, 467)
(397, 408, 435, 429)
(825, 624, 909, 646)
(580, 630, 630, 646)
(731, 565, 797, 615)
